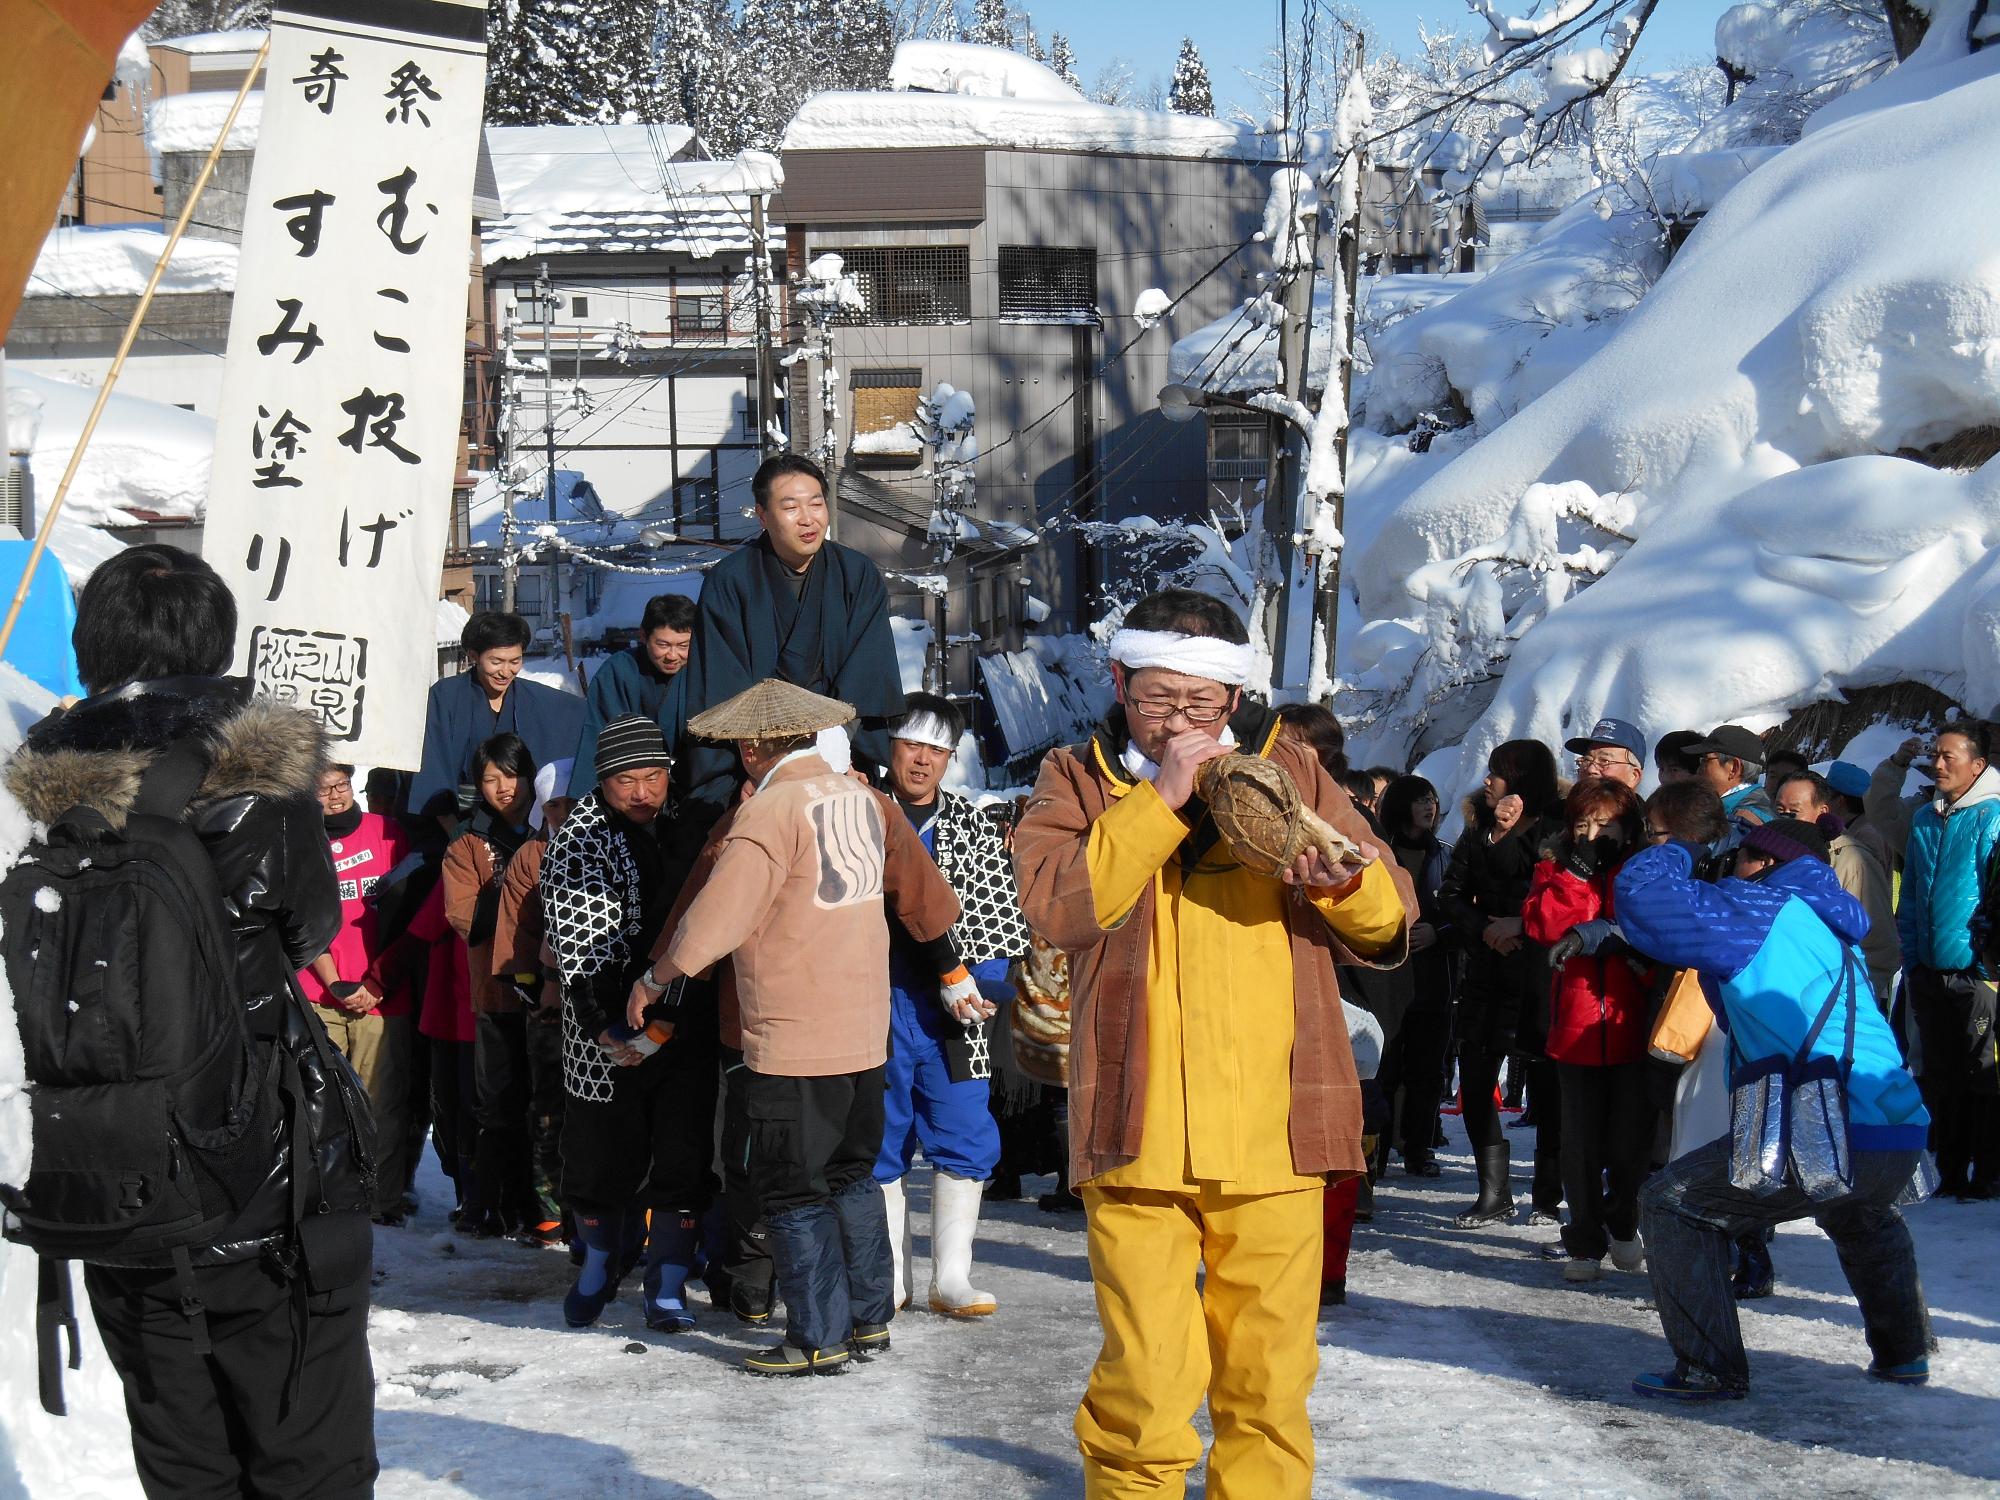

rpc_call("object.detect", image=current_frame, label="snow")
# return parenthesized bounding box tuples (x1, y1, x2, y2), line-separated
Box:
(114, 32, 152, 94)
(886, 40, 1084, 103)
(890, 615, 932, 692)
(27, 225, 239, 299)
(434, 597, 470, 649)
(851, 423, 923, 456)
(5, 370, 213, 533)
(1342, 20, 2000, 783)
(341, 1123, 2000, 1498)
(1648, 147, 1783, 219)
(1717, 3, 1792, 77)
(145, 89, 261, 155)
(1132, 288, 1172, 330)
(482, 129, 781, 265)
(783, 90, 1297, 163)
(155, 30, 265, 56)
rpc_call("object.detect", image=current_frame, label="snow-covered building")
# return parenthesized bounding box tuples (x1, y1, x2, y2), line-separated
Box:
(472, 126, 787, 638)
(776, 40, 1303, 691)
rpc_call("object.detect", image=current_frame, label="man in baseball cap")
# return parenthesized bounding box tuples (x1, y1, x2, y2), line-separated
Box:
(1565, 717, 1646, 791)
(1686, 725, 1775, 830)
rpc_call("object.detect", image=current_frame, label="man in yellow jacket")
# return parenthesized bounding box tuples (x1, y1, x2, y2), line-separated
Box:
(1014, 589, 1411, 1499)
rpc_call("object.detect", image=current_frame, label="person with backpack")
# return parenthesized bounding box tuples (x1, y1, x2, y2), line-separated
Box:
(1, 546, 377, 1497)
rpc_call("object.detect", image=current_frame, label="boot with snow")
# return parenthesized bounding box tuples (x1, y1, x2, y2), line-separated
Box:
(1455, 1144, 1515, 1228)
(928, 1171, 998, 1318)
(642, 1209, 700, 1333)
(1609, 1234, 1646, 1273)
(881, 1176, 913, 1311)
(563, 1210, 624, 1328)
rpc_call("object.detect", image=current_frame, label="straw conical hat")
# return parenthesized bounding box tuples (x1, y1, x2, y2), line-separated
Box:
(687, 678, 855, 741)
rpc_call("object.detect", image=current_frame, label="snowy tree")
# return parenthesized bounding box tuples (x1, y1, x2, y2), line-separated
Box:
(660, 0, 753, 149)
(596, 0, 668, 122)
(1088, 59, 1137, 107)
(1168, 37, 1214, 115)
(1025, 25, 1046, 63)
(964, 0, 1010, 47)
(1049, 31, 1081, 90)
(143, 0, 268, 36)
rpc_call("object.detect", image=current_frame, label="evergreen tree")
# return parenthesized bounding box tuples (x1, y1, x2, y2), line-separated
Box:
(1049, 31, 1080, 90)
(1168, 36, 1213, 116)
(660, 0, 752, 150)
(143, 0, 268, 37)
(598, 0, 667, 122)
(1025, 25, 1046, 64)
(964, 0, 1010, 48)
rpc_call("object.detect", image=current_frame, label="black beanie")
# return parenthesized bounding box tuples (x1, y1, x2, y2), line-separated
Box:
(594, 715, 671, 781)
(1742, 816, 1831, 867)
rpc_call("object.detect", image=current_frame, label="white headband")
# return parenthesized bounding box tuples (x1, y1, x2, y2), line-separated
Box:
(530, 758, 575, 829)
(1108, 627, 1252, 687)
(891, 711, 958, 753)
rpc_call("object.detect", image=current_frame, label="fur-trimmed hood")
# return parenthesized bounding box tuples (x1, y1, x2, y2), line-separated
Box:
(6, 676, 326, 830)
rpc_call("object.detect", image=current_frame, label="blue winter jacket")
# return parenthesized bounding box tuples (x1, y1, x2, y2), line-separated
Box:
(1616, 842, 1928, 1152)
(1896, 764, 2000, 975)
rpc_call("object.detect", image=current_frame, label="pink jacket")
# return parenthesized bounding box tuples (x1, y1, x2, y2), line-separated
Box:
(297, 812, 410, 1016)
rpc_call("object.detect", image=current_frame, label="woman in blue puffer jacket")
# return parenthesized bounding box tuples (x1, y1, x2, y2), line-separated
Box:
(1613, 786, 1932, 1402)
(1896, 722, 2000, 1199)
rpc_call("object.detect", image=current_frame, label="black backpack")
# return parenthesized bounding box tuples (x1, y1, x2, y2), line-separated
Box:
(0, 743, 275, 1408)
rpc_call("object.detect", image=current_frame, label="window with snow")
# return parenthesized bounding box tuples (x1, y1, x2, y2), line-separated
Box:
(998, 246, 1098, 325)
(674, 293, 727, 341)
(849, 368, 925, 466)
(1207, 409, 1271, 485)
(831, 248, 970, 326)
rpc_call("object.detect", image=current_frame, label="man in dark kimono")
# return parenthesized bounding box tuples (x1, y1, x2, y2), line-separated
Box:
(411, 611, 586, 830)
(567, 593, 696, 797)
(682, 454, 904, 816)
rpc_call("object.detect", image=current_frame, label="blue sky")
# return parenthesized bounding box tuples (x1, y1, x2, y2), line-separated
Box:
(1052, 1, 1730, 116)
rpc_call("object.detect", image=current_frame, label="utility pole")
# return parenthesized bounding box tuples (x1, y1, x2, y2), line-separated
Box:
(750, 192, 779, 455)
(538, 260, 559, 635)
(498, 300, 520, 613)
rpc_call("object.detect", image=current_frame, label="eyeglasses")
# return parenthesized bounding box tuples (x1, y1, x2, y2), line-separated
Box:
(1579, 752, 1638, 771)
(1129, 700, 1230, 726)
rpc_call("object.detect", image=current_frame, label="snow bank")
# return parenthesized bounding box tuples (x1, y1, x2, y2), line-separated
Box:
(146, 89, 261, 155)
(6, 370, 213, 530)
(483, 129, 780, 265)
(783, 91, 1293, 162)
(0, 663, 142, 1498)
(155, 29, 265, 56)
(27, 225, 239, 300)
(1346, 35, 2000, 784)
(887, 40, 1083, 103)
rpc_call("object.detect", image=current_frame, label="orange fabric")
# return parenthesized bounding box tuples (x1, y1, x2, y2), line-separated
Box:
(0, 1, 157, 338)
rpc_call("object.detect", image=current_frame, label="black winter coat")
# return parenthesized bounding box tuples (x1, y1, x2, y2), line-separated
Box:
(6, 677, 375, 1277)
(1438, 802, 1556, 1057)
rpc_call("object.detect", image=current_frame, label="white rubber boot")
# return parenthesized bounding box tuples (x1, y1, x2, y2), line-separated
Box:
(882, 1177, 912, 1310)
(927, 1171, 998, 1317)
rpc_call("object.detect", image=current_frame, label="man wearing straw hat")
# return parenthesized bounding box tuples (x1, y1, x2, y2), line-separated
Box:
(632, 678, 987, 1375)
(1014, 588, 1410, 1499)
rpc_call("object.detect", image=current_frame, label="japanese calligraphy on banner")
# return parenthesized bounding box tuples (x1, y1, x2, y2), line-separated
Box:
(206, 0, 487, 769)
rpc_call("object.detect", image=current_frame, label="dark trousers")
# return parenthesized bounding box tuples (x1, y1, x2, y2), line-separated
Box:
(85, 1255, 377, 1500)
(525, 1009, 567, 1223)
(561, 1034, 718, 1215)
(398, 1009, 432, 1201)
(745, 1065, 893, 1352)
(473, 1010, 532, 1226)
(719, 1048, 775, 1303)
(1908, 965, 2000, 1188)
(1640, 1140, 1931, 1385)
(1528, 1058, 1564, 1213)
(429, 1037, 477, 1210)
(1555, 1060, 1654, 1259)
(1460, 1046, 1505, 1151)
(1389, 991, 1451, 1164)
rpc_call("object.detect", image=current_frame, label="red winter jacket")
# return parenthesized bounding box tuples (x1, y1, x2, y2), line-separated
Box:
(1521, 858, 1649, 1067)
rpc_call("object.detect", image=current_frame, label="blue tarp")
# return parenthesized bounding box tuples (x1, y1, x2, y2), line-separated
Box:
(0, 540, 84, 698)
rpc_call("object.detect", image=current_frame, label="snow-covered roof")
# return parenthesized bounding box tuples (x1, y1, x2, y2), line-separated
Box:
(887, 40, 1084, 103)
(785, 91, 1298, 162)
(146, 89, 261, 155)
(155, 29, 266, 55)
(482, 126, 780, 265)
(1648, 146, 1783, 219)
(786, 45, 1297, 163)
(27, 225, 238, 299)
(6, 370, 213, 559)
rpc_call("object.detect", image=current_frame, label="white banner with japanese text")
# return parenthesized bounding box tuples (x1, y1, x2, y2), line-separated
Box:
(207, 0, 487, 769)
